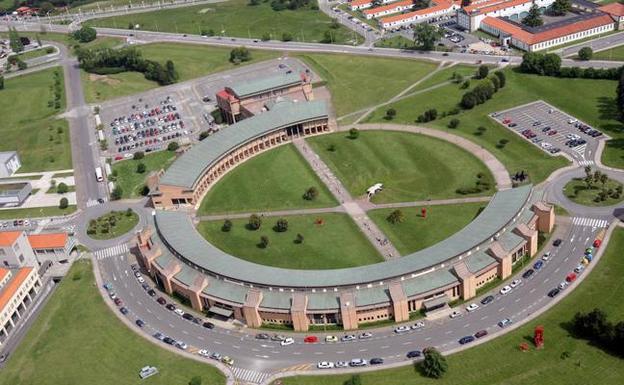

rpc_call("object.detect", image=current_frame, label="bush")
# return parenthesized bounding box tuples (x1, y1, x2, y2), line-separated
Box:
(259, 235, 269, 248)
(140, 185, 150, 196)
(476, 64, 489, 79)
(385, 108, 397, 120)
(136, 162, 146, 174)
(72, 26, 97, 43)
(222, 219, 233, 232)
(248, 214, 262, 230)
(167, 142, 179, 151)
(275, 218, 288, 232)
(460, 79, 470, 89)
(295, 233, 304, 244)
(578, 47, 593, 61)
(261, 33, 271, 41)
(229, 46, 252, 63)
(448, 118, 460, 128)
(59, 197, 68, 209)
(281, 32, 293, 42)
(387, 209, 405, 224)
(303, 186, 319, 201)
(348, 127, 359, 139)
(494, 71, 506, 88)
(57, 182, 68, 194)
(422, 347, 448, 378)
(133, 151, 144, 160)
(111, 186, 123, 200)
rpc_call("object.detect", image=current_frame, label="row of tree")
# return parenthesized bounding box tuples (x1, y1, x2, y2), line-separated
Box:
(460, 70, 506, 109)
(76, 46, 178, 86)
(521, 52, 624, 81)
(571, 308, 624, 357)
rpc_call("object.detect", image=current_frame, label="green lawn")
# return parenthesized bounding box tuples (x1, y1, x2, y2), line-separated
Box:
(0, 260, 226, 385)
(14, 47, 54, 61)
(296, 53, 437, 117)
(365, 69, 618, 183)
(82, 42, 281, 103)
(0, 205, 76, 220)
(0, 68, 72, 172)
(198, 144, 337, 215)
(306, 131, 495, 203)
(368, 203, 485, 255)
(111, 150, 177, 199)
(593, 45, 624, 61)
(564, 178, 624, 207)
(373, 35, 415, 49)
(87, 210, 139, 240)
(279, 227, 624, 385)
(46, 185, 76, 194)
(0, 32, 123, 54)
(411, 64, 479, 92)
(86, 0, 362, 45)
(197, 213, 383, 269)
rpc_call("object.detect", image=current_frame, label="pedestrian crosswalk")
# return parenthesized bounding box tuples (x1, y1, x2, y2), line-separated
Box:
(94, 244, 129, 260)
(572, 217, 609, 229)
(231, 367, 270, 384)
(86, 198, 108, 207)
(578, 160, 594, 167)
(572, 144, 587, 155)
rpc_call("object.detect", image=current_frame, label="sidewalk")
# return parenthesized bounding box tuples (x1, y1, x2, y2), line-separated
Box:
(292, 138, 401, 259)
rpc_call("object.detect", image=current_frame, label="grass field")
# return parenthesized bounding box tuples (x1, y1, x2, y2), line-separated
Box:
(0, 205, 76, 220)
(111, 150, 177, 199)
(593, 45, 624, 61)
(364, 69, 619, 182)
(88, 210, 139, 240)
(0, 260, 226, 385)
(198, 144, 337, 215)
(368, 203, 485, 255)
(0, 68, 71, 172)
(296, 53, 437, 117)
(279, 227, 624, 385)
(0, 32, 123, 53)
(198, 213, 383, 269)
(306, 131, 495, 203)
(373, 35, 415, 49)
(86, 0, 362, 44)
(82, 42, 281, 102)
(563, 178, 624, 207)
(14, 46, 53, 61)
(411, 64, 479, 92)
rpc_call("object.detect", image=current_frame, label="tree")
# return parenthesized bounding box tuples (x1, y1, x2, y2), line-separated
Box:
(460, 79, 470, 89)
(295, 233, 304, 244)
(413, 23, 442, 51)
(221, 219, 233, 232)
(229, 46, 252, 63)
(387, 209, 405, 224)
(248, 214, 262, 230)
(489, 75, 500, 91)
(385, 108, 397, 120)
(448, 118, 460, 128)
(550, 0, 571, 16)
(600, 173, 609, 188)
(422, 347, 448, 378)
(261, 32, 271, 41)
(617, 71, 624, 119)
(133, 151, 144, 160)
(281, 32, 293, 42)
(17, 60, 27, 71)
(476, 64, 489, 79)
(8, 27, 23, 53)
(461, 91, 478, 109)
(259, 235, 269, 248)
(303, 186, 319, 200)
(57, 182, 68, 194)
(494, 71, 506, 88)
(523, 4, 544, 27)
(59, 197, 69, 209)
(136, 162, 146, 174)
(167, 141, 179, 151)
(111, 186, 123, 200)
(72, 26, 97, 43)
(275, 218, 289, 232)
(578, 47, 593, 61)
(0, 75, 4, 90)
(349, 127, 359, 139)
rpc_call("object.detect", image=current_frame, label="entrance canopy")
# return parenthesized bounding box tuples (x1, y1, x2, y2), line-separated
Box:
(208, 306, 233, 318)
(423, 295, 448, 311)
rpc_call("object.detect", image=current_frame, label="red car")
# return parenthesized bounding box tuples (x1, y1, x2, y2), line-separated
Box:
(566, 273, 577, 283)
(304, 336, 318, 343)
(593, 239, 602, 248)
(502, 118, 511, 124)
(547, 130, 557, 136)
(114, 298, 123, 306)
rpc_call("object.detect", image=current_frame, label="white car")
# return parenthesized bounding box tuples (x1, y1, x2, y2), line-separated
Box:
(394, 326, 410, 333)
(317, 361, 335, 369)
(449, 310, 462, 319)
(558, 281, 568, 290)
(411, 321, 425, 329)
(500, 285, 512, 295)
(466, 303, 479, 312)
(325, 335, 338, 343)
(137, 276, 145, 283)
(568, 118, 578, 124)
(542, 252, 551, 261)
(175, 341, 188, 350)
(359, 332, 373, 339)
(124, 153, 133, 158)
(510, 279, 521, 288)
(335, 361, 348, 368)
(341, 334, 356, 342)
(281, 337, 295, 346)
(174, 308, 185, 316)
(574, 264, 585, 273)
(198, 349, 210, 358)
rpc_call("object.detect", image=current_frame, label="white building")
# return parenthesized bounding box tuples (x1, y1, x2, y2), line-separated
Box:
(380, 0, 459, 30)
(0, 151, 21, 178)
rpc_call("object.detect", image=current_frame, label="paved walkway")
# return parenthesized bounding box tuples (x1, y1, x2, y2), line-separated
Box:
(292, 138, 401, 259)
(348, 124, 514, 190)
(0, 169, 76, 210)
(197, 206, 344, 221)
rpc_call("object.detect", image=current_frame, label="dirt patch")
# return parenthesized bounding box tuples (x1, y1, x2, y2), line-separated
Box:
(198, 7, 215, 13)
(88, 73, 122, 86)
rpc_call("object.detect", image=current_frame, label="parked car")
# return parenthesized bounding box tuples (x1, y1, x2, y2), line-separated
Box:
(198, 349, 211, 358)
(510, 279, 521, 288)
(359, 332, 373, 339)
(157, 297, 167, 305)
(317, 361, 335, 369)
(135, 319, 145, 328)
(341, 334, 356, 342)
(335, 361, 349, 368)
(221, 356, 234, 366)
(522, 269, 535, 279)
(203, 321, 215, 329)
(174, 308, 184, 316)
(533, 260, 544, 270)
(395, 326, 410, 333)
(255, 333, 270, 340)
(475, 330, 488, 338)
(466, 303, 479, 312)
(349, 358, 367, 367)
(271, 334, 286, 341)
(370, 357, 384, 365)
(450, 310, 462, 318)
(406, 350, 422, 358)
(119, 307, 129, 315)
(548, 288, 561, 298)
(500, 285, 512, 295)
(411, 321, 425, 330)
(459, 335, 475, 345)
(304, 335, 318, 343)
(481, 295, 495, 305)
(280, 337, 295, 346)
(574, 264, 585, 274)
(566, 272, 577, 283)
(553, 239, 562, 247)
(163, 337, 175, 345)
(165, 304, 176, 311)
(498, 318, 512, 328)
(325, 335, 338, 342)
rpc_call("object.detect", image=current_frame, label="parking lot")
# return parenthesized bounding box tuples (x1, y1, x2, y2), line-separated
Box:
(98, 57, 320, 162)
(491, 101, 605, 166)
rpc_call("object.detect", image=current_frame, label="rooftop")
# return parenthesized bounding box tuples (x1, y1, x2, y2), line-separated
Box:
(0, 231, 21, 247)
(154, 185, 532, 288)
(159, 100, 328, 189)
(27, 233, 68, 249)
(227, 72, 303, 99)
(599, 2, 624, 17)
(0, 267, 33, 311)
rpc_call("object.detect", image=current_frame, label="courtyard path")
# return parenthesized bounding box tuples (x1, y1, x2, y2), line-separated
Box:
(292, 138, 402, 260)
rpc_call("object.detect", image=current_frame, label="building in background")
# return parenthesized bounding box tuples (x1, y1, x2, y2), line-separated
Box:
(27, 233, 75, 264)
(0, 151, 22, 178)
(0, 182, 32, 207)
(0, 267, 42, 345)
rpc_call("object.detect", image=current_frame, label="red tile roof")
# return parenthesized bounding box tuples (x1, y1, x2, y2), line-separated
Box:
(599, 3, 624, 17)
(351, 0, 373, 6)
(0, 231, 21, 247)
(28, 233, 68, 249)
(0, 267, 33, 311)
(482, 14, 615, 45)
(0, 268, 9, 283)
(380, 0, 455, 23)
(464, 0, 531, 14)
(363, 0, 412, 15)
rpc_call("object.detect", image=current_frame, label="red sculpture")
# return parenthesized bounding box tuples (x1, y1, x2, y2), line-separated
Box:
(421, 207, 427, 218)
(534, 325, 544, 349)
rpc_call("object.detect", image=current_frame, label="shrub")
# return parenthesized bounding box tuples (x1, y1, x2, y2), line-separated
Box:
(111, 186, 123, 200)
(136, 162, 146, 174)
(385, 108, 397, 120)
(259, 235, 269, 248)
(248, 214, 262, 230)
(303, 186, 319, 201)
(578, 47, 593, 61)
(222, 219, 233, 232)
(59, 197, 68, 209)
(57, 182, 68, 194)
(281, 32, 293, 42)
(476, 64, 489, 79)
(387, 209, 405, 224)
(275, 218, 288, 232)
(167, 142, 179, 151)
(229, 46, 252, 63)
(133, 151, 144, 160)
(448, 118, 460, 128)
(348, 127, 359, 139)
(295, 233, 304, 244)
(422, 347, 448, 378)
(72, 26, 97, 43)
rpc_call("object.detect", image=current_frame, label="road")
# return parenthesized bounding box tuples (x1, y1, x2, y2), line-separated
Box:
(561, 31, 624, 57)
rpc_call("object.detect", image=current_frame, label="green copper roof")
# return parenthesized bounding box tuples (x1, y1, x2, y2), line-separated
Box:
(160, 100, 328, 189)
(154, 185, 532, 288)
(228, 72, 303, 98)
